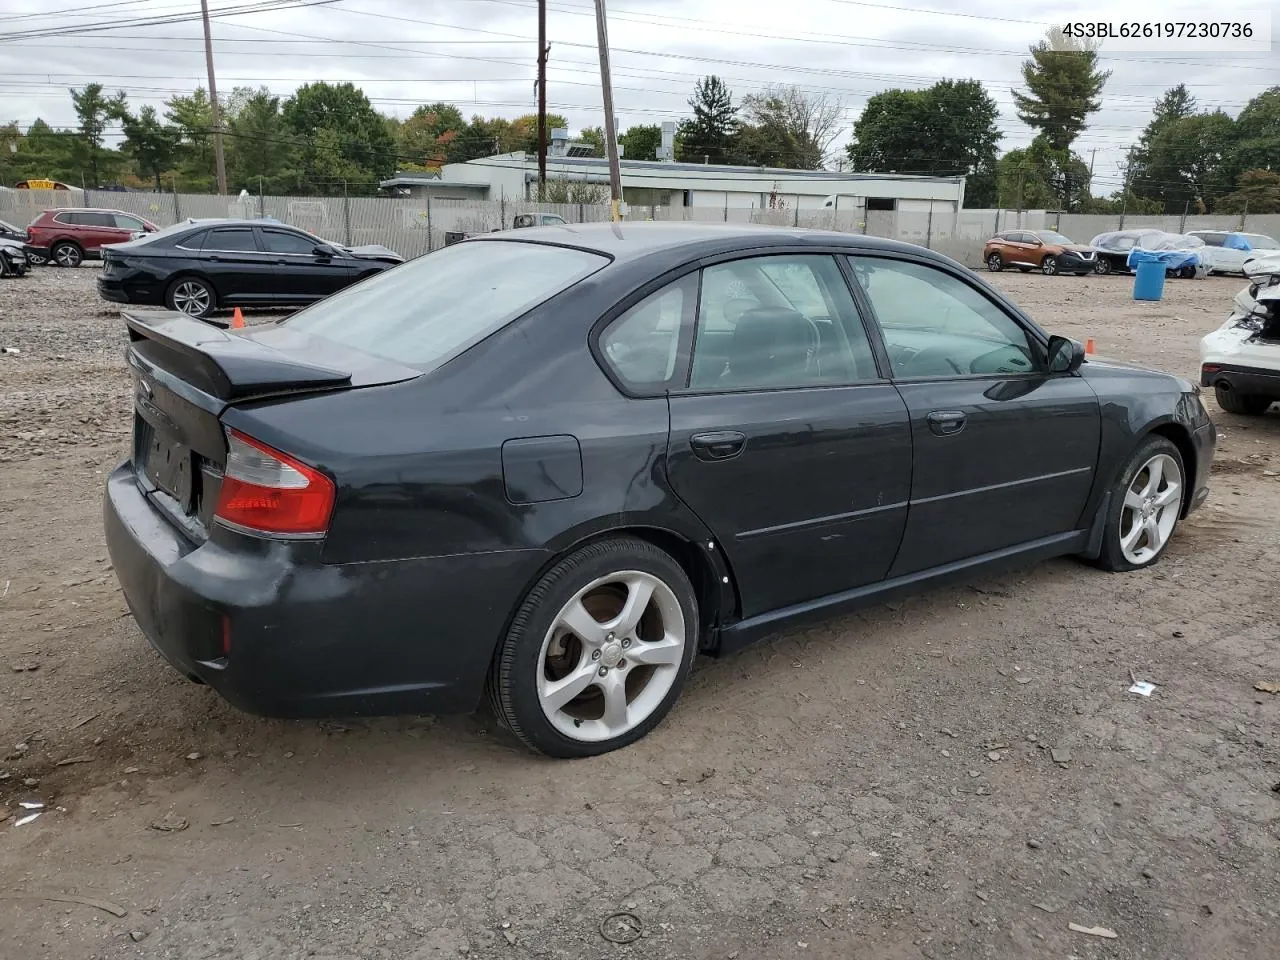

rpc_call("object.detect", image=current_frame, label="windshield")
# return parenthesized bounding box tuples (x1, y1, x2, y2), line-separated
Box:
(285, 240, 608, 369)
(1036, 231, 1073, 245)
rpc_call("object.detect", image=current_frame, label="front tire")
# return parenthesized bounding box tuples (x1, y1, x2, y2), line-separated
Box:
(1093, 437, 1184, 572)
(488, 537, 699, 758)
(1041, 255, 1059, 276)
(166, 276, 216, 319)
(986, 253, 1003, 272)
(1094, 259, 1112, 275)
(1214, 382, 1273, 416)
(51, 242, 82, 268)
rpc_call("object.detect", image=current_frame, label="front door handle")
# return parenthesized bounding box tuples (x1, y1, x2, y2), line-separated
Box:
(690, 430, 747, 461)
(926, 410, 967, 437)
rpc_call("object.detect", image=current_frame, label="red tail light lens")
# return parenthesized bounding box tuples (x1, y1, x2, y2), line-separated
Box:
(213, 429, 334, 536)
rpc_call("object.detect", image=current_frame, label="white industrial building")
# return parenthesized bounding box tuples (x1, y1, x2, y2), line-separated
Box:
(381, 129, 966, 215)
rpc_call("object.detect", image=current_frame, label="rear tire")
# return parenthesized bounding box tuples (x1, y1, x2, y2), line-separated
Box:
(51, 242, 82, 268)
(165, 276, 216, 319)
(986, 253, 1003, 272)
(488, 537, 699, 758)
(1093, 436, 1185, 572)
(1214, 382, 1273, 416)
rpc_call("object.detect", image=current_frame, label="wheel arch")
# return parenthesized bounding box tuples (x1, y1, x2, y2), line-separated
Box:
(1147, 421, 1197, 518)
(500, 522, 740, 660)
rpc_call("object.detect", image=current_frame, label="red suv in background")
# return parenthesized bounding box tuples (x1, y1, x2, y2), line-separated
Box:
(26, 208, 158, 267)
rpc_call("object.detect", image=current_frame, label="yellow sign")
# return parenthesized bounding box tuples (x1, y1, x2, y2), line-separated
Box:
(25, 179, 56, 190)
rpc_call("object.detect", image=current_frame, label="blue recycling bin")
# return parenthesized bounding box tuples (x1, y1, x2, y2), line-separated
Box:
(1132, 259, 1167, 301)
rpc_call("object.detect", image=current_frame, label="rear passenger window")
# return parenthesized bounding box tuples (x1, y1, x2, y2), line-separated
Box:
(690, 255, 877, 390)
(598, 274, 696, 393)
(205, 228, 258, 252)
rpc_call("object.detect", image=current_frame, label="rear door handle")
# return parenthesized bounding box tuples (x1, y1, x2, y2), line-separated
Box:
(690, 430, 747, 461)
(926, 410, 967, 436)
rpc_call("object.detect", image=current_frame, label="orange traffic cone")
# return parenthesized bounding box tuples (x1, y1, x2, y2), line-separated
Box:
(1085, 338, 1096, 355)
(230, 307, 245, 330)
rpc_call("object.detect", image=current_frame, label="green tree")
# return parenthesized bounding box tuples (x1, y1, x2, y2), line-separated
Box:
(1217, 169, 1280, 214)
(165, 88, 216, 190)
(70, 83, 126, 187)
(1011, 29, 1110, 153)
(618, 124, 662, 162)
(848, 79, 1001, 206)
(395, 102, 467, 166)
(1141, 111, 1236, 211)
(736, 85, 842, 169)
(578, 126, 605, 158)
(676, 75, 738, 164)
(226, 90, 294, 192)
(997, 137, 1090, 210)
(112, 104, 180, 191)
(1229, 87, 1280, 178)
(281, 82, 396, 193)
(3, 119, 77, 184)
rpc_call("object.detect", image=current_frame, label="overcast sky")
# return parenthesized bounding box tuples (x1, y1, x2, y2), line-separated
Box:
(1, 0, 1276, 194)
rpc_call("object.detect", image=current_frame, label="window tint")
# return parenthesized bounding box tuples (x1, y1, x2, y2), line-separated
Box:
(112, 213, 144, 230)
(850, 256, 1038, 379)
(205, 227, 258, 252)
(55, 212, 85, 226)
(261, 228, 319, 255)
(690, 255, 877, 390)
(598, 274, 696, 392)
(81, 212, 115, 228)
(286, 240, 607, 369)
(177, 229, 210, 250)
(1197, 232, 1226, 246)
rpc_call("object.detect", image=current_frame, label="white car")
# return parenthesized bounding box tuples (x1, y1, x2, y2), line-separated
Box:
(1200, 252, 1280, 415)
(1188, 230, 1280, 276)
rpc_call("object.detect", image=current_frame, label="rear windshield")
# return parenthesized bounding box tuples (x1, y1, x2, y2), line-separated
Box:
(284, 240, 608, 368)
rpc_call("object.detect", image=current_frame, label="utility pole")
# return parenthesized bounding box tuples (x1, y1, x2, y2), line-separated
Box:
(537, 0, 548, 193)
(200, 0, 228, 196)
(1118, 146, 1135, 230)
(592, 0, 623, 221)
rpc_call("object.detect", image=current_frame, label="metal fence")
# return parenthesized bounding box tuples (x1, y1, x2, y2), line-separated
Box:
(3, 188, 1277, 269)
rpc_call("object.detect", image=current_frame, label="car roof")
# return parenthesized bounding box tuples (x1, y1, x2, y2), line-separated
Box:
(475, 221, 932, 263)
(46, 207, 138, 214)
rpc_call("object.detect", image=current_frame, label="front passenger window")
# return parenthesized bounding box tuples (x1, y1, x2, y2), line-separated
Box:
(849, 256, 1038, 379)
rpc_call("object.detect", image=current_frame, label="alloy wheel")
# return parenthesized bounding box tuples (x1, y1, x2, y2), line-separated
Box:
(536, 570, 685, 743)
(1095, 259, 1111, 275)
(986, 253, 1002, 272)
(172, 281, 211, 316)
(53, 244, 81, 267)
(1118, 453, 1182, 565)
(1041, 255, 1058, 275)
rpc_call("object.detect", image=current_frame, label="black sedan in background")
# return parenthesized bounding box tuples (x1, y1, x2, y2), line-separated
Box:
(97, 219, 403, 318)
(104, 224, 1215, 758)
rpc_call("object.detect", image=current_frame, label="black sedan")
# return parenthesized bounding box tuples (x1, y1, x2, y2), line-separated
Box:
(97, 219, 403, 319)
(104, 224, 1215, 757)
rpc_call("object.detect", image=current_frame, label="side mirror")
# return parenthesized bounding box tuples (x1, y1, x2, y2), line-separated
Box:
(1047, 335, 1085, 375)
(313, 243, 338, 258)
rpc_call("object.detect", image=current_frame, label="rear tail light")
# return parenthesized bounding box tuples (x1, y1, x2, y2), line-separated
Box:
(213, 429, 334, 536)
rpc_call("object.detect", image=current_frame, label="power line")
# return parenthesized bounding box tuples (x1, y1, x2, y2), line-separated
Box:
(0, 0, 346, 42)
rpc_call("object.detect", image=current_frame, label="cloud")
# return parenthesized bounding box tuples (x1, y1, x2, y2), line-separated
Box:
(0, 0, 1273, 193)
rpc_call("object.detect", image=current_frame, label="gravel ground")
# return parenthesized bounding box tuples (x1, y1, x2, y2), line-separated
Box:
(1, 265, 1278, 960)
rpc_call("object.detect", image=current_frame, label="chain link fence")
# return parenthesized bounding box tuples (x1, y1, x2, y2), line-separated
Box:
(3, 188, 1277, 269)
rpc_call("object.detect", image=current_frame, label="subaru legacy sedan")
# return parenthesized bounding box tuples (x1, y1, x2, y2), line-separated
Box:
(104, 224, 1215, 757)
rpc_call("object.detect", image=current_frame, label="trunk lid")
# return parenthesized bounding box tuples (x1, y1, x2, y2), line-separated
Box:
(123, 311, 419, 540)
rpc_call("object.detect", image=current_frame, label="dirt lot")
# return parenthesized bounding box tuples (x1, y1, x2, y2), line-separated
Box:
(2, 265, 1278, 960)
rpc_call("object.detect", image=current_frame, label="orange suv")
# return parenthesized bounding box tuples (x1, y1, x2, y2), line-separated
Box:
(983, 230, 1097, 276)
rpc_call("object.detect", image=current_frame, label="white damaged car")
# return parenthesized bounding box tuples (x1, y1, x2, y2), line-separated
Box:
(1200, 252, 1280, 415)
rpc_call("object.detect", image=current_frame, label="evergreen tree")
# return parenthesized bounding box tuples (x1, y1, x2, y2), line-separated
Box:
(1012, 29, 1109, 153)
(676, 76, 738, 164)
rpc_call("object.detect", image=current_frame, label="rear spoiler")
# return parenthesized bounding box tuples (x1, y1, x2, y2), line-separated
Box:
(123, 311, 351, 401)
